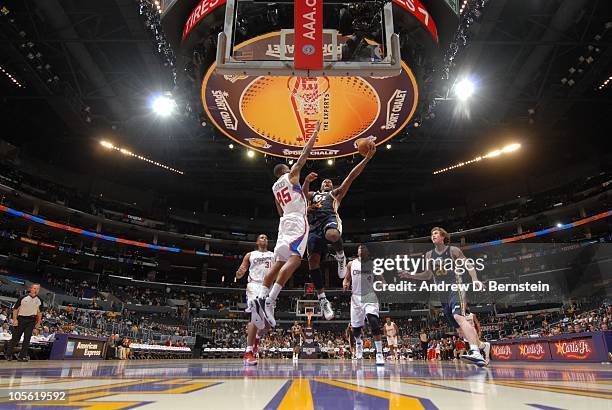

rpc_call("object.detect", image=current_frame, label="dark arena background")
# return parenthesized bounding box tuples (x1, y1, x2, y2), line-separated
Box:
(0, 0, 611, 408)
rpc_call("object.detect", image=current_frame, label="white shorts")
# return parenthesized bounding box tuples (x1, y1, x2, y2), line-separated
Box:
(274, 214, 308, 262)
(245, 282, 262, 312)
(350, 294, 379, 328)
(386, 336, 398, 347)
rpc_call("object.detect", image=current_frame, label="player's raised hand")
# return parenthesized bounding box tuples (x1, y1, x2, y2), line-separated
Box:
(366, 143, 376, 159)
(305, 172, 318, 183)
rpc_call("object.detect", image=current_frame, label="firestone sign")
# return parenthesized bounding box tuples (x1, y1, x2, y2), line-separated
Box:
(202, 32, 418, 159)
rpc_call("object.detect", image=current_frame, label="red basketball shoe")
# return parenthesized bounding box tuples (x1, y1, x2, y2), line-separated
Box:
(244, 351, 257, 366)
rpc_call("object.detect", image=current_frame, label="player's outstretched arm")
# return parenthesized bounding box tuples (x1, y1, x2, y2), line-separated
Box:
(451, 247, 482, 286)
(302, 172, 318, 201)
(289, 122, 320, 184)
(398, 250, 434, 280)
(334, 143, 376, 201)
(235, 252, 251, 279)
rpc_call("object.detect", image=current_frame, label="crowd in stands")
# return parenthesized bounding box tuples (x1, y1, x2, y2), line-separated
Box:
(0, 302, 191, 360)
(0, 160, 609, 245)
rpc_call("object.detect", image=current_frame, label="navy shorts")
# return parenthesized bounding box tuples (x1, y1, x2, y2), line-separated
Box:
(441, 291, 466, 329)
(307, 215, 341, 256)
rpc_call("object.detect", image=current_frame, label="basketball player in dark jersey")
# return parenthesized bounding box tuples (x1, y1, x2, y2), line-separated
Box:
(402, 227, 486, 366)
(291, 321, 305, 361)
(301, 145, 376, 320)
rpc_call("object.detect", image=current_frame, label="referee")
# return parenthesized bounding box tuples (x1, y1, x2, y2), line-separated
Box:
(5, 283, 43, 361)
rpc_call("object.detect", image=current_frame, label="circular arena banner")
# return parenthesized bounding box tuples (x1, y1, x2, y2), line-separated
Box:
(202, 32, 418, 159)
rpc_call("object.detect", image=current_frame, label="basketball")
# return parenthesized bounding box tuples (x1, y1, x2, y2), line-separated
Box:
(357, 138, 374, 156)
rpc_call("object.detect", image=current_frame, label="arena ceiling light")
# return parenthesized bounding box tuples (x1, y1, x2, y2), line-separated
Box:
(433, 143, 521, 175)
(0, 65, 24, 88)
(454, 78, 475, 101)
(99, 140, 184, 175)
(151, 93, 176, 117)
(247, 150, 255, 158)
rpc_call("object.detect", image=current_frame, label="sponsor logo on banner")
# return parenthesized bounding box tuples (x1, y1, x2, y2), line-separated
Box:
(202, 32, 418, 159)
(76, 342, 103, 357)
(64, 338, 106, 359)
(553, 338, 593, 360)
(211, 90, 238, 131)
(301, 327, 318, 359)
(518, 342, 547, 360)
(381, 89, 408, 130)
(491, 344, 513, 360)
(392, 0, 439, 43)
(294, 0, 323, 69)
(182, 0, 225, 42)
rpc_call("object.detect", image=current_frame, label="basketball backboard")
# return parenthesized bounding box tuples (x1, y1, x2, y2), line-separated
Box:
(215, 0, 401, 77)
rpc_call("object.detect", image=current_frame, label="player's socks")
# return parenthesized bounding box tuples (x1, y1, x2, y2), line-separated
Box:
(374, 340, 383, 353)
(355, 338, 363, 359)
(258, 285, 270, 299)
(482, 342, 491, 363)
(246, 345, 253, 353)
(268, 283, 282, 301)
(263, 296, 277, 327)
(331, 239, 347, 278)
(251, 300, 266, 330)
(335, 252, 347, 279)
(318, 294, 334, 320)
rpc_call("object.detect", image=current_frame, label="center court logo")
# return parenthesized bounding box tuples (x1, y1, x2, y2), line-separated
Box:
(201, 31, 418, 159)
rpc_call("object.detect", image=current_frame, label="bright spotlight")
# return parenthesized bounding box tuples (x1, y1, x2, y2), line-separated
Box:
(455, 78, 475, 101)
(327, 159, 334, 166)
(433, 142, 521, 175)
(556, 223, 563, 228)
(247, 150, 255, 158)
(502, 143, 521, 153)
(386, 144, 392, 150)
(100, 140, 113, 149)
(228, 144, 234, 149)
(152, 94, 176, 117)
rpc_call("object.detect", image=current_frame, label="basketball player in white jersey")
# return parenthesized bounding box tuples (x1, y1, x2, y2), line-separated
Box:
(251, 122, 320, 329)
(236, 233, 274, 365)
(343, 244, 385, 366)
(383, 317, 399, 360)
(464, 307, 491, 364)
